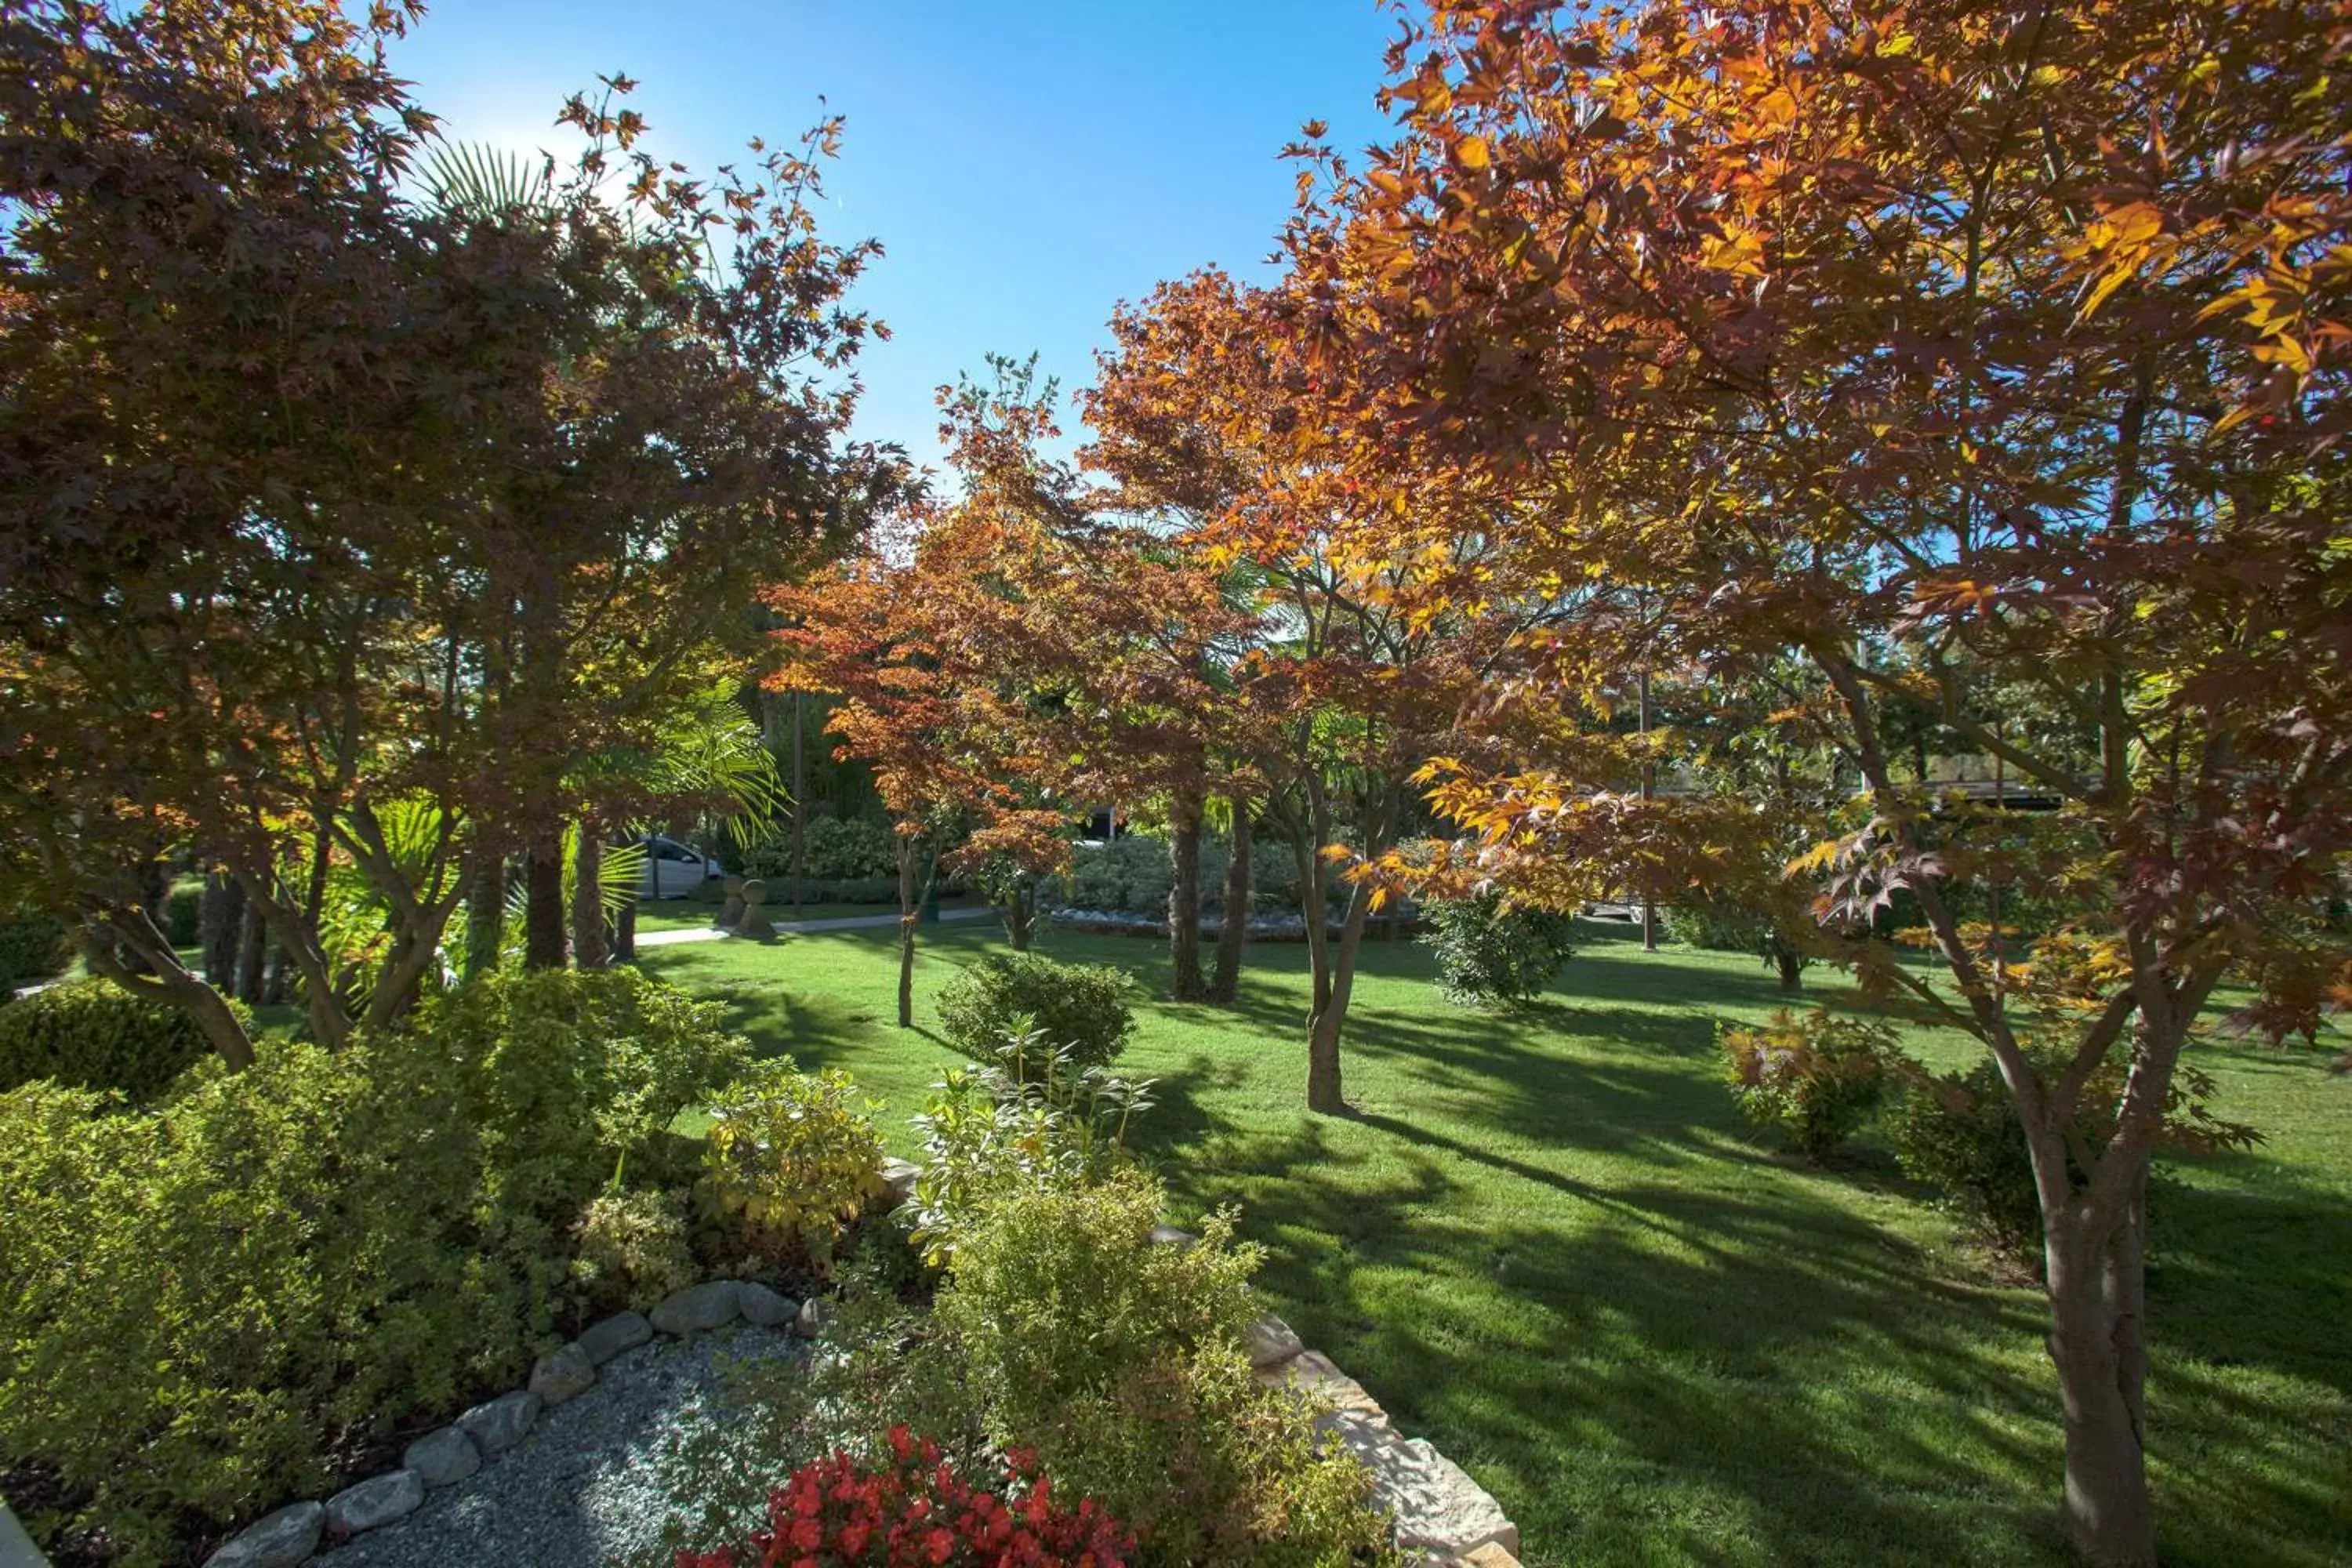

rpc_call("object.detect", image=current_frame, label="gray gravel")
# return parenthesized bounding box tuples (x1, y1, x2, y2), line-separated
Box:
(307, 1327, 802, 1568)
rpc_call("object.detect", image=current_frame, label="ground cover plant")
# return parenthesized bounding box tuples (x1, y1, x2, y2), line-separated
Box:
(638, 920, 2352, 1568)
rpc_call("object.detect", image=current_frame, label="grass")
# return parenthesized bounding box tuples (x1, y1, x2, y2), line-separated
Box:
(637, 920, 2352, 1568)
(632, 898, 984, 934)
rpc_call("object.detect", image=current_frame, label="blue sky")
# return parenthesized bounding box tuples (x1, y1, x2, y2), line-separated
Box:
(387, 2, 1403, 481)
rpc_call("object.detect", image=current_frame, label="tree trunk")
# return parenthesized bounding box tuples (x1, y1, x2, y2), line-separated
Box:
(1208, 797, 1250, 1002)
(74, 920, 255, 1072)
(1167, 782, 1205, 1000)
(465, 856, 504, 978)
(2045, 1178, 2157, 1566)
(1776, 944, 1804, 992)
(612, 899, 637, 963)
(524, 826, 567, 970)
(1306, 882, 1372, 1114)
(895, 833, 918, 1029)
(201, 873, 243, 987)
(1295, 828, 1333, 1021)
(572, 830, 608, 970)
(234, 895, 267, 1006)
(1001, 881, 1035, 952)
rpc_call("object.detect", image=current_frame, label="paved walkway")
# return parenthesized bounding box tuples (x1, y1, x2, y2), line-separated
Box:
(633, 906, 994, 948)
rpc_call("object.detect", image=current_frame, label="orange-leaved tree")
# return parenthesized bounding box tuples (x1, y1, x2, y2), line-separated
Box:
(1276, 0, 2351, 1559)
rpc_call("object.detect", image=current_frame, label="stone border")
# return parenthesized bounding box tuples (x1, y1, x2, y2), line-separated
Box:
(1155, 1232, 1522, 1567)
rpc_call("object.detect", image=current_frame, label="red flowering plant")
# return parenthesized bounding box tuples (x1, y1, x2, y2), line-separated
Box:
(675, 1426, 1134, 1568)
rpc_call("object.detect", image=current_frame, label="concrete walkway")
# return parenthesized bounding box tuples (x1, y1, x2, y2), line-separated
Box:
(633, 906, 994, 948)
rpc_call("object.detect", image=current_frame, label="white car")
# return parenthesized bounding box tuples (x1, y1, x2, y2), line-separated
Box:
(637, 836, 720, 899)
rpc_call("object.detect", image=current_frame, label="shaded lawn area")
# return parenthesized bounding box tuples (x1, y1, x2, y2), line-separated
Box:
(631, 897, 985, 934)
(637, 920, 2352, 1568)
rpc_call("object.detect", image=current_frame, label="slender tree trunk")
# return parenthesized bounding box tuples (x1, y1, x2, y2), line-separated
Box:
(234, 896, 267, 1006)
(613, 899, 637, 963)
(2045, 1175, 2157, 1566)
(895, 832, 918, 1029)
(1167, 780, 1206, 1000)
(1001, 881, 1034, 952)
(465, 857, 504, 979)
(1776, 944, 1804, 992)
(1208, 797, 1250, 1002)
(74, 920, 255, 1072)
(1295, 829, 1333, 1021)
(572, 829, 608, 970)
(201, 873, 243, 987)
(1307, 883, 1372, 1114)
(524, 826, 567, 970)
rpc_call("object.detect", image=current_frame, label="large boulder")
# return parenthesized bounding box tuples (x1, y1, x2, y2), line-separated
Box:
(528, 1342, 597, 1406)
(455, 1390, 540, 1455)
(737, 1282, 800, 1328)
(325, 1470, 423, 1537)
(402, 1425, 481, 1488)
(201, 1501, 323, 1568)
(651, 1280, 742, 1335)
(577, 1310, 653, 1365)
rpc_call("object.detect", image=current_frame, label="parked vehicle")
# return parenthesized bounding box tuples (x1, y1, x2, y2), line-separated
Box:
(638, 836, 720, 899)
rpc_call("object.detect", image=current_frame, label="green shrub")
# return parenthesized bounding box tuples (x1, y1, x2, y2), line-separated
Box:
(412, 965, 750, 1221)
(1888, 1058, 2046, 1261)
(165, 880, 202, 948)
(739, 817, 900, 884)
(0, 1042, 564, 1564)
(1719, 1007, 1896, 1162)
(1667, 895, 1771, 953)
(1421, 891, 1575, 1007)
(908, 1034, 1156, 1269)
(0, 912, 71, 989)
(572, 1187, 699, 1312)
(699, 1062, 886, 1269)
(0, 978, 224, 1101)
(935, 953, 1135, 1072)
(935, 1168, 1396, 1567)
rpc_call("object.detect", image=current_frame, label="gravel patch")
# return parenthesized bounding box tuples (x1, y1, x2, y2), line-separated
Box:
(308, 1327, 801, 1568)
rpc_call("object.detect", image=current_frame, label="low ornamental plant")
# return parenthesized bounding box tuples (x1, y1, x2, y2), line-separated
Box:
(674, 1427, 1133, 1568)
(1718, 1007, 1898, 1163)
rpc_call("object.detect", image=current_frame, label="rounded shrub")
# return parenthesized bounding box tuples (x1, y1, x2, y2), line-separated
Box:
(0, 978, 224, 1101)
(0, 912, 71, 989)
(1889, 1058, 2046, 1261)
(1421, 891, 1576, 1007)
(935, 953, 1136, 1072)
(699, 1062, 887, 1269)
(1719, 1007, 1896, 1162)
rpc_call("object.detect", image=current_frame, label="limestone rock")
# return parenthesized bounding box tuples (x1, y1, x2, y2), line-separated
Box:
(455, 1389, 540, 1455)
(1452, 1544, 1523, 1567)
(793, 1294, 826, 1338)
(738, 1282, 799, 1327)
(1244, 1313, 1303, 1369)
(202, 1501, 323, 1568)
(402, 1425, 481, 1488)
(528, 1341, 597, 1405)
(1358, 1436, 1517, 1561)
(577, 1310, 654, 1366)
(651, 1280, 742, 1335)
(325, 1469, 423, 1536)
(1258, 1348, 1391, 1429)
(877, 1157, 921, 1210)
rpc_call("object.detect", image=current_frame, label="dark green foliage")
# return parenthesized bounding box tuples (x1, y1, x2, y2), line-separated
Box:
(1888, 1058, 2047, 1261)
(1719, 1008, 1896, 1163)
(411, 965, 752, 1221)
(1666, 896, 1772, 953)
(0, 1045, 561, 1563)
(165, 882, 201, 948)
(1057, 835, 1174, 914)
(0, 912, 71, 989)
(935, 954, 1135, 1072)
(739, 816, 898, 884)
(1421, 891, 1576, 1007)
(0, 978, 222, 1101)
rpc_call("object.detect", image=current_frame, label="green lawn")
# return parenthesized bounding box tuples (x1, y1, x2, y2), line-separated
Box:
(637, 920, 2352, 1568)
(631, 898, 985, 934)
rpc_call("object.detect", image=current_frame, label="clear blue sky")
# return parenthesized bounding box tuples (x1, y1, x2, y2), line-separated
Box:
(386, 2, 1404, 481)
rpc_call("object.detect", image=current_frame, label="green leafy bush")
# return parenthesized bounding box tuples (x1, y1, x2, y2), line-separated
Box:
(908, 1029, 1156, 1268)
(740, 816, 900, 884)
(1719, 1008, 1896, 1162)
(0, 912, 71, 988)
(0, 1042, 564, 1564)
(699, 1062, 886, 1269)
(412, 965, 750, 1221)
(935, 953, 1135, 1073)
(165, 881, 201, 947)
(0, 978, 225, 1101)
(1888, 1059, 2045, 1260)
(572, 1187, 699, 1312)
(1667, 896, 1770, 953)
(1421, 891, 1575, 1007)
(935, 1168, 1396, 1567)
